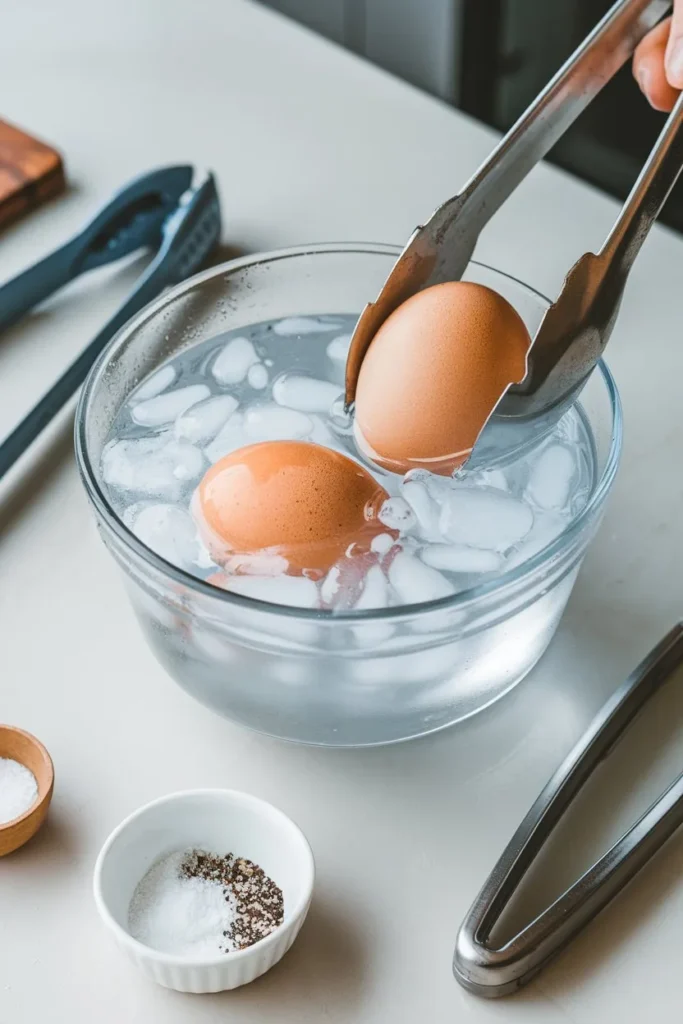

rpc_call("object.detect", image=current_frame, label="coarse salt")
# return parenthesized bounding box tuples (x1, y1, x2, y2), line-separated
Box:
(0, 758, 38, 824)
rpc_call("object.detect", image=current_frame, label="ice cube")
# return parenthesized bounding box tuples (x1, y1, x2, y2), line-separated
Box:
(321, 564, 342, 606)
(174, 395, 239, 444)
(420, 544, 503, 574)
(461, 467, 509, 492)
(308, 415, 335, 446)
(122, 501, 145, 528)
(244, 404, 313, 441)
(247, 363, 269, 390)
(272, 374, 342, 413)
(327, 334, 352, 361)
(212, 336, 259, 385)
(205, 412, 247, 463)
(439, 487, 533, 551)
(507, 512, 567, 568)
(351, 566, 395, 646)
(379, 497, 416, 533)
(525, 444, 576, 511)
(388, 551, 455, 604)
(165, 440, 205, 482)
(371, 533, 396, 556)
(103, 437, 162, 492)
(354, 565, 389, 609)
(272, 316, 332, 336)
(131, 503, 202, 568)
(222, 552, 289, 577)
(402, 475, 441, 540)
(131, 384, 211, 427)
(102, 436, 204, 500)
(224, 574, 319, 608)
(130, 364, 176, 403)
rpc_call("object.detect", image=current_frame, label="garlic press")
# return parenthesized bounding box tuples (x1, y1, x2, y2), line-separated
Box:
(0, 165, 221, 482)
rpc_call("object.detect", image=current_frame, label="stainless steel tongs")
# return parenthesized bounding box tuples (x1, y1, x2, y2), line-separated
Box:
(345, 0, 682, 469)
(454, 623, 683, 997)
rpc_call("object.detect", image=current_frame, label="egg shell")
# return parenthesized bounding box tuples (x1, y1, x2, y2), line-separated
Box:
(354, 281, 531, 475)
(195, 440, 390, 574)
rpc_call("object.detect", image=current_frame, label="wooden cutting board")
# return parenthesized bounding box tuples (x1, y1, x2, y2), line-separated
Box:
(0, 119, 65, 230)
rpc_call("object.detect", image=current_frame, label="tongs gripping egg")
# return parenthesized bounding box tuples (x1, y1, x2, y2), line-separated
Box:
(353, 281, 532, 475)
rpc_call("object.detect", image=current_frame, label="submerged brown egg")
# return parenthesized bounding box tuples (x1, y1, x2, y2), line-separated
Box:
(354, 281, 532, 475)
(195, 440, 389, 575)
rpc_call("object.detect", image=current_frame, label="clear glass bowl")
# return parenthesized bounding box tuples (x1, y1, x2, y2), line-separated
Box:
(76, 244, 622, 747)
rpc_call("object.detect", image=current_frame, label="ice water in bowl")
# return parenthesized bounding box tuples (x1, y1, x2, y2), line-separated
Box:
(101, 312, 595, 614)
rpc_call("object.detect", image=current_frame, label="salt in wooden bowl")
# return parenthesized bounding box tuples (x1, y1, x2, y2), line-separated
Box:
(0, 725, 54, 856)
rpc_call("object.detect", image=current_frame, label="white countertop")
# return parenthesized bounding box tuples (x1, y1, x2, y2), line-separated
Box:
(1, 1, 683, 1020)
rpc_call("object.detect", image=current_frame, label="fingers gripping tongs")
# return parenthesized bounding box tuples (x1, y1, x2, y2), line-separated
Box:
(0, 165, 221, 482)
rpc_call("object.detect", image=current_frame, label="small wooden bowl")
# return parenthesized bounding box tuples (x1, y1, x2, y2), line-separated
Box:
(0, 725, 54, 856)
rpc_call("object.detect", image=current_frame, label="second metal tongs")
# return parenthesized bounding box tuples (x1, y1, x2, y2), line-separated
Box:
(345, 0, 682, 469)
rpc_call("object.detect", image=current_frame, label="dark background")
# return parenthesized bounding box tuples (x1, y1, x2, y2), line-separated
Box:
(461, 0, 683, 232)
(261, 0, 682, 233)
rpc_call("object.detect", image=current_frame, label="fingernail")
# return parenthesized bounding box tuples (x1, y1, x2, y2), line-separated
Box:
(667, 38, 683, 86)
(637, 65, 652, 95)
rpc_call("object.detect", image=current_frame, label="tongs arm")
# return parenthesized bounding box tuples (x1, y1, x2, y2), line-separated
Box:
(457, 0, 672, 239)
(454, 624, 683, 997)
(345, 0, 672, 408)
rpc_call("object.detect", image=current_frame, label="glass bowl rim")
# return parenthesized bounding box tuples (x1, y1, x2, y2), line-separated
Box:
(75, 241, 623, 623)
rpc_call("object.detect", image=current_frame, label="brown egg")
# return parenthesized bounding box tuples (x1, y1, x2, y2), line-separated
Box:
(354, 281, 531, 475)
(195, 440, 389, 575)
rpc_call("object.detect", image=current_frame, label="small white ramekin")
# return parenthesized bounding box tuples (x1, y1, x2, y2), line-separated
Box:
(93, 789, 315, 993)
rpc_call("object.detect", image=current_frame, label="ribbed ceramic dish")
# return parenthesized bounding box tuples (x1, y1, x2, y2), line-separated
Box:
(93, 789, 314, 993)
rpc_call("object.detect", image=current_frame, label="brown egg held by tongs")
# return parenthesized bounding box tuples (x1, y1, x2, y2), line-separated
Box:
(354, 282, 531, 476)
(346, 0, 683, 473)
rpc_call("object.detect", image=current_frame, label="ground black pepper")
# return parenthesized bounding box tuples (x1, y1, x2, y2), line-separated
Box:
(180, 850, 284, 952)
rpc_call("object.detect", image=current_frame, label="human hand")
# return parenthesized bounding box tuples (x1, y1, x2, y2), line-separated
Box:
(633, 7, 683, 111)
